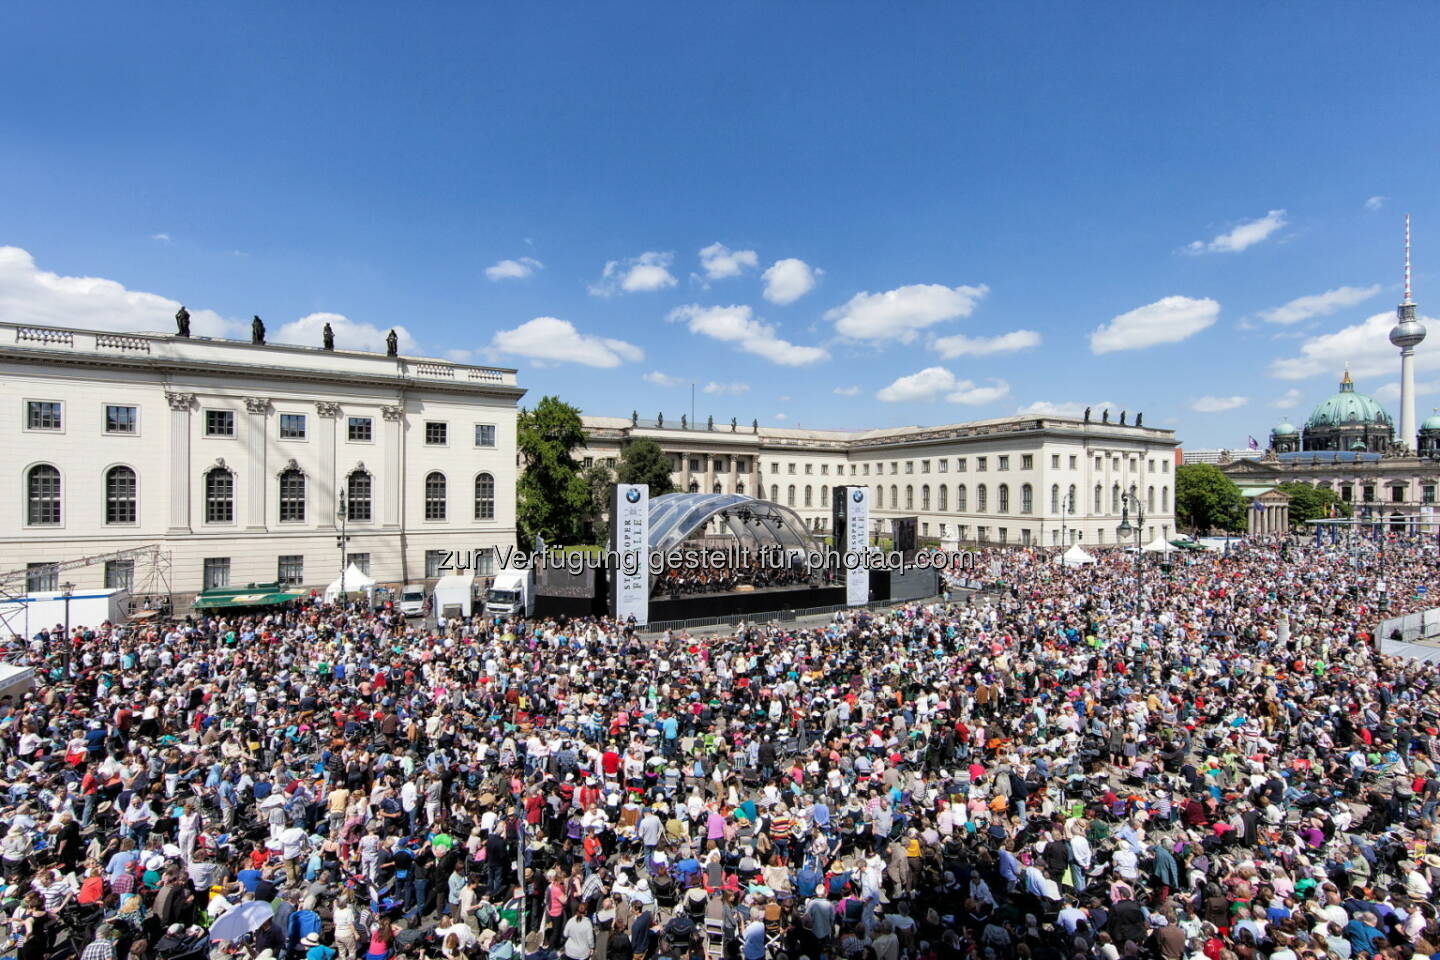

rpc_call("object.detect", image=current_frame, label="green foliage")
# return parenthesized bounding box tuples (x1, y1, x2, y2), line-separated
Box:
(581, 461, 614, 544)
(615, 437, 677, 496)
(1277, 482, 1352, 526)
(516, 396, 588, 546)
(1175, 463, 1245, 533)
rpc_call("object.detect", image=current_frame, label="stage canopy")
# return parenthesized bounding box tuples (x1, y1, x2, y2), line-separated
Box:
(1060, 545, 1096, 566)
(644, 493, 821, 580)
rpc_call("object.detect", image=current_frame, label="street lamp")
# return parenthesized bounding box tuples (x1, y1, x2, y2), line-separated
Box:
(1118, 485, 1144, 600)
(336, 490, 349, 604)
(60, 581, 73, 675)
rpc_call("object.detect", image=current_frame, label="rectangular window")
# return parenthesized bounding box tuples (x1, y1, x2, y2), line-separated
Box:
(938, 460, 948, 473)
(997, 456, 1009, 471)
(977, 457, 987, 472)
(1095, 457, 1103, 471)
(890, 462, 898, 475)
(921, 460, 930, 474)
(1148, 459, 1155, 472)
(1392, 486, 1405, 503)
(805, 463, 813, 475)
(347, 417, 373, 442)
(26, 400, 63, 431)
(1021, 455, 1033, 470)
(425, 422, 448, 445)
(737, 459, 749, 473)
(1022, 528, 1031, 546)
(957, 458, 967, 472)
(202, 557, 230, 590)
(1051, 455, 1060, 469)
(1070, 456, 1078, 469)
(476, 549, 495, 576)
(279, 413, 307, 439)
(104, 559, 135, 590)
(475, 423, 496, 447)
(26, 562, 58, 593)
(862, 464, 870, 476)
(277, 555, 304, 584)
(1341, 485, 1353, 502)
(583, 456, 594, 469)
(921, 522, 929, 536)
(1363, 486, 1375, 503)
(1425, 485, 1437, 504)
(820, 464, 829, 475)
(998, 528, 1008, 545)
(769, 462, 778, 474)
(346, 553, 371, 576)
(905, 462, 913, 474)
(604, 458, 616, 468)
(425, 549, 447, 578)
(105, 405, 138, 434)
(958, 524, 968, 540)
(205, 410, 235, 437)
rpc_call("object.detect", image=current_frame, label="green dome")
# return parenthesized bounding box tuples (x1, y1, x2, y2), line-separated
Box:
(1304, 371, 1393, 430)
(1422, 414, 1440, 431)
(1272, 422, 1299, 436)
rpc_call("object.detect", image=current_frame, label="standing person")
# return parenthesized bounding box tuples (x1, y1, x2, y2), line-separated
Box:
(332, 892, 360, 960)
(364, 917, 395, 960)
(546, 869, 571, 950)
(563, 903, 595, 960)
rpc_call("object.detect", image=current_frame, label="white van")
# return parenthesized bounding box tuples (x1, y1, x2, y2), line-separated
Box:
(398, 584, 427, 618)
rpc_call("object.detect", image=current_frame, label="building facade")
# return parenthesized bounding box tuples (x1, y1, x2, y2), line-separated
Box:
(2, 321, 524, 599)
(580, 413, 1179, 548)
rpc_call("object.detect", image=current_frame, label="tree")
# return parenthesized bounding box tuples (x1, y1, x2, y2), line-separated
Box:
(516, 396, 588, 546)
(1277, 482, 1351, 527)
(1175, 463, 1245, 533)
(615, 436, 677, 496)
(581, 461, 614, 544)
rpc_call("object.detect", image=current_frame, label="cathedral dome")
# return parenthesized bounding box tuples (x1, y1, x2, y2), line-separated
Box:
(1271, 422, 1298, 437)
(1304, 369, 1394, 430)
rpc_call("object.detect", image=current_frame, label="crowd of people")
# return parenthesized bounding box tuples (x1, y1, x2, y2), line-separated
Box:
(657, 551, 815, 598)
(0, 532, 1438, 960)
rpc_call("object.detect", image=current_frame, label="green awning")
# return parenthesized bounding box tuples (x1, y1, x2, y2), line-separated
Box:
(191, 589, 308, 610)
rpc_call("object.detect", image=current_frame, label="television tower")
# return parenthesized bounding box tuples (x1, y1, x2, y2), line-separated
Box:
(1390, 214, 1426, 452)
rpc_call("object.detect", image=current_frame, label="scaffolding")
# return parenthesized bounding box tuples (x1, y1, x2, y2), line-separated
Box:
(0, 544, 173, 638)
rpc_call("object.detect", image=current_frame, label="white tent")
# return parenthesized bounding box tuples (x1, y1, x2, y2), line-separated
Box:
(1142, 537, 1176, 554)
(323, 564, 376, 602)
(1060, 545, 1096, 566)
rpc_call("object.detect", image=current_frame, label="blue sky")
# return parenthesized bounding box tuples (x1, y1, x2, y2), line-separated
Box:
(2, 2, 1437, 448)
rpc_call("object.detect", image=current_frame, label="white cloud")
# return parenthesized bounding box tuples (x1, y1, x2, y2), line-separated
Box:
(1191, 395, 1249, 413)
(833, 385, 861, 396)
(151, 233, 171, 243)
(932, 328, 1041, 358)
(875, 367, 1007, 405)
(828, 283, 988, 343)
(1255, 284, 1380, 325)
(698, 243, 758, 281)
(1184, 209, 1287, 254)
(643, 371, 683, 387)
(0, 245, 240, 337)
(276, 312, 419, 354)
(1274, 388, 1303, 410)
(1270, 310, 1439, 380)
(490, 317, 643, 368)
(668, 303, 829, 366)
(703, 380, 750, 396)
(761, 258, 820, 305)
(589, 251, 676, 296)
(1089, 295, 1219, 354)
(1366, 196, 1386, 211)
(1016, 400, 1119, 418)
(1374, 380, 1440, 402)
(445, 349, 475, 362)
(485, 257, 543, 281)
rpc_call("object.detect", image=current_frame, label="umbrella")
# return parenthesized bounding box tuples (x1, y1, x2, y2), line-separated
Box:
(210, 900, 274, 942)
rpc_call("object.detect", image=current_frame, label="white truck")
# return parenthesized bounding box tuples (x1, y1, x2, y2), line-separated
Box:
(484, 569, 534, 619)
(398, 584, 427, 618)
(0, 587, 130, 637)
(431, 574, 476, 619)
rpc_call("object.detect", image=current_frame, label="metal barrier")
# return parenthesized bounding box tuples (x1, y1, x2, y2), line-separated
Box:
(640, 589, 977, 634)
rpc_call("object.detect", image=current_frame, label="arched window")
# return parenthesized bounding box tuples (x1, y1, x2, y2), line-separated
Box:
(905, 485, 914, 510)
(938, 485, 948, 511)
(804, 486, 813, 507)
(278, 467, 306, 522)
(425, 471, 447, 520)
(787, 485, 796, 506)
(820, 484, 828, 505)
(736, 482, 745, 496)
(876, 486, 884, 509)
(1093, 484, 1102, 513)
(1050, 484, 1060, 514)
(1020, 483, 1033, 514)
(1068, 485, 1077, 514)
(713, 482, 722, 494)
(890, 485, 898, 509)
(688, 480, 699, 493)
(956, 484, 968, 511)
(105, 466, 137, 524)
(997, 484, 1009, 513)
(347, 470, 373, 522)
(976, 484, 988, 513)
(1161, 486, 1169, 511)
(205, 467, 234, 523)
(26, 464, 61, 525)
(474, 472, 495, 519)
(1111, 483, 1120, 514)
(769, 484, 778, 502)
(1147, 485, 1155, 512)
(921, 484, 931, 510)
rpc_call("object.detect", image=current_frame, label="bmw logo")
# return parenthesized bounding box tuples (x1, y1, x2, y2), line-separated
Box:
(625, 488, 641, 503)
(852, 489, 864, 502)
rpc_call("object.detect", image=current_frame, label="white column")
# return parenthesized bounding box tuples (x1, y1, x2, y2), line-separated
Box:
(165, 392, 195, 534)
(317, 402, 340, 528)
(383, 405, 403, 527)
(244, 398, 269, 530)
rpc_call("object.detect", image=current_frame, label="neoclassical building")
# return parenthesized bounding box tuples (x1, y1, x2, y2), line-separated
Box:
(579, 412, 1180, 549)
(2, 321, 524, 598)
